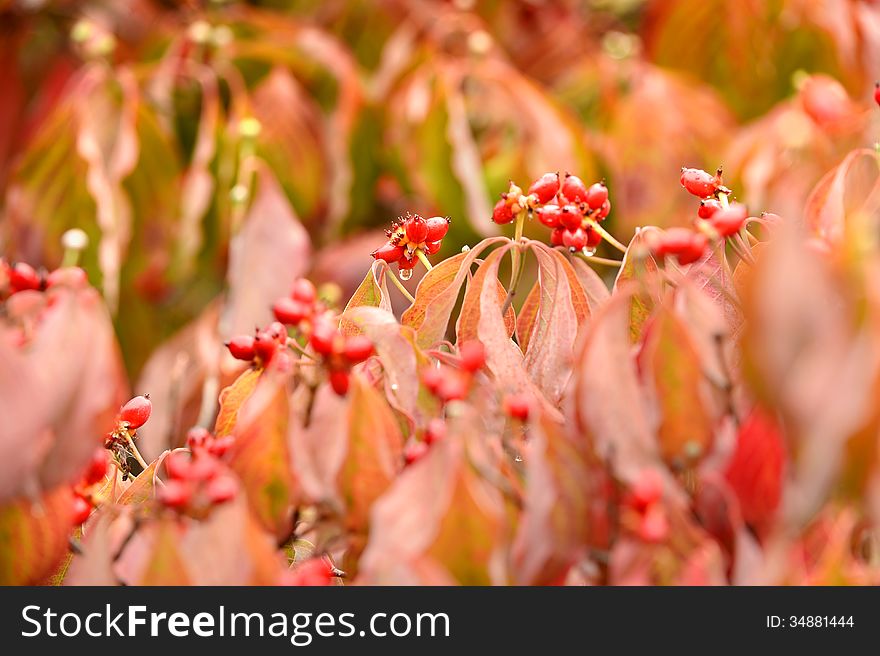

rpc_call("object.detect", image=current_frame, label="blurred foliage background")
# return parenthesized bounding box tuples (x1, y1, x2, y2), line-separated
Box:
(1, 0, 878, 380)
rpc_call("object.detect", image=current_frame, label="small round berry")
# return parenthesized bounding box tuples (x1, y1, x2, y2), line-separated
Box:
(536, 204, 562, 228)
(283, 558, 335, 586)
(226, 335, 256, 361)
(373, 242, 405, 263)
(697, 199, 722, 219)
(159, 479, 191, 509)
(403, 441, 429, 466)
(563, 228, 588, 251)
(273, 297, 310, 325)
(492, 199, 515, 224)
(424, 240, 442, 255)
(206, 474, 238, 504)
(424, 418, 446, 445)
(638, 504, 669, 543)
(46, 266, 88, 290)
(422, 367, 444, 395)
(309, 320, 338, 356)
(425, 216, 450, 242)
(164, 452, 192, 480)
(405, 214, 429, 244)
(187, 455, 220, 482)
(119, 394, 152, 430)
(186, 427, 212, 450)
(253, 333, 278, 364)
(265, 322, 288, 344)
(585, 182, 608, 210)
(677, 233, 708, 265)
(560, 174, 588, 203)
(631, 470, 664, 512)
(329, 369, 350, 396)
(9, 262, 41, 293)
(398, 255, 417, 272)
(438, 371, 469, 402)
(343, 335, 374, 364)
(527, 172, 560, 204)
(503, 393, 530, 422)
(550, 227, 566, 247)
(586, 225, 602, 248)
(680, 168, 718, 198)
(291, 278, 317, 304)
(208, 435, 234, 458)
(875, 82, 880, 108)
(595, 198, 611, 221)
(71, 494, 93, 525)
(459, 340, 486, 373)
(82, 448, 109, 486)
(559, 204, 583, 231)
(708, 203, 748, 237)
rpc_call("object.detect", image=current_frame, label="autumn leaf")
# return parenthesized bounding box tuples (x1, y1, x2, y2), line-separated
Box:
(340, 260, 393, 336)
(214, 367, 262, 438)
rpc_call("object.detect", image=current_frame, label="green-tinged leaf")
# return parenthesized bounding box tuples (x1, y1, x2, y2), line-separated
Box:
(0, 487, 74, 585)
(214, 367, 262, 438)
(229, 380, 297, 540)
(139, 519, 191, 586)
(340, 260, 392, 336)
(640, 305, 715, 468)
(613, 228, 661, 342)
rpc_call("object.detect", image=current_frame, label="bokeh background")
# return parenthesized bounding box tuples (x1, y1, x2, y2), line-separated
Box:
(1, 0, 878, 386)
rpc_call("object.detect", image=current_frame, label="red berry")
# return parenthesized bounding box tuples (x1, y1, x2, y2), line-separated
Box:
(329, 369, 350, 395)
(159, 479, 191, 509)
(9, 262, 41, 293)
(405, 214, 429, 244)
(638, 504, 669, 543)
(186, 427, 212, 450)
(71, 494, 93, 525)
(654, 228, 707, 265)
(424, 418, 446, 445)
(677, 233, 708, 265)
(119, 395, 152, 430)
(559, 204, 583, 231)
(560, 174, 588, 203)
(46, 266, 88, 290)
(585, 182, 608, 210)
(226, 335, 256, 361)
(273, 297, 310, 325)
(291, 278, 317, 304)
(563, 228, 588, 251)
(536, 204, 562, 228)
(254, 333, 278, 364)
(437, 371, 469, 402)
(164, 452, 191, 480)
(422, 367, 444, 395)
(398, 255, 416, 271)
(459, 340, 486, 373)
(424, 240, 442, 255)
(492, 199, 515, 224)
(630, 469, 663, 513)
(82, 448, 109, 486)
(550, 227, 565, 247)
(528, 172, 560, 204)
(283, 558, 335, 586)
(680, 168, 718, 198)
(502, 393, 530, 422)
(343, 335, 374, 364)
(187, 455, 220, 482)
(404, 441, 429, 466)
(309, 319, 338, 356)
(708, 203, 748, 237)
(425, 216, 450, 242)
(595, 198, 611, 221)
(697, 199, 722, 219)
(875, 82, 880, 108)
(206, 474, 238, 504)
(208, 435, 234, 457)
(586, 225, 602, 248)
(373, 242, 404, 263)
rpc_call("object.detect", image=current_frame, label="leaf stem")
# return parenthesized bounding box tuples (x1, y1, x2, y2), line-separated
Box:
(125, 433, 150, 472)
(387, 269, 416, 303)
(415, 248, 434, 271)
(588, 220, 628, 253)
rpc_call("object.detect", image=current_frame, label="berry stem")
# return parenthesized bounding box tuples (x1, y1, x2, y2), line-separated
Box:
(587, 220, 628, 253)
(387, 269, 416, 303)
(501, 212, 528, 314)
(718, 191, 730, 209)
(124, 433, 150, 471)
(287, 339, 319, 361)
(574, 252, 623, 267)
(415, 248, 434, 271)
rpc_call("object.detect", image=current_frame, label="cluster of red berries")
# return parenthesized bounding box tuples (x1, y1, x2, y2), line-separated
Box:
(0, 259, 89, 299)
(403, 418, 446, 467)
(422, 341, 486, 403)
(227, 278, 375, 395)
(651, 167, 750, 265)
(159, 448, 239, 516)
(625, 469, 669, 543)
(492, 173, 611, 253)
(185, 426, 234, 458)
(372, 213, 450, 278)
